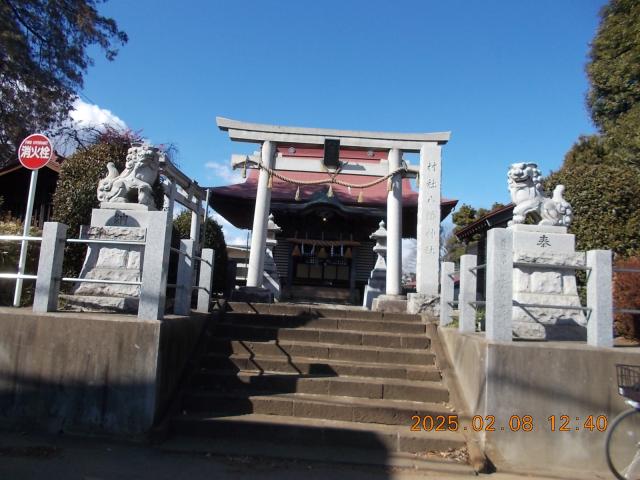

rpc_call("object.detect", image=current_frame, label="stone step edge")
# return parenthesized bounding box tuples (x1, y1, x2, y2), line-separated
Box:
(215, 322, 432, 339)
(209, 338, 434, 355)
(172, 412, 465, 443)
(204, 352, 441, 371)
(193, 369, 447, 389)
(225, 302, 428, 322)
(182, 390, 455, 412)
(222, 313, 427, 325)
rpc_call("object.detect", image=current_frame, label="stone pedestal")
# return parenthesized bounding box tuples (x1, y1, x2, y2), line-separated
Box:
(407, 292, 439, 316)
(509, 224, 587, 340)
(372, 294, 407, 313)
(61, 208, 160, 313)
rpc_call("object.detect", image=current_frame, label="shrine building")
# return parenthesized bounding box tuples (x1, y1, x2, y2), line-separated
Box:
(209, 118, 456, 307)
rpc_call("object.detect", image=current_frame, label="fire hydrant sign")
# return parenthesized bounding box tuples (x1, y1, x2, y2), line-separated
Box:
(18, 134, 53, 170)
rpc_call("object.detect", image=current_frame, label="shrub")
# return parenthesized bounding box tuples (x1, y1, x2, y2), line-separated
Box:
(613, 257, 640, 339)
(544, 164, 640, 257)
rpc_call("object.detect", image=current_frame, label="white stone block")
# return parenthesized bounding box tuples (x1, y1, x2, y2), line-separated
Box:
(486, 228, 513, 342)
(439, 262, 455, 326)
(459, 254, 477, 333)
(587, 250, 613, 348)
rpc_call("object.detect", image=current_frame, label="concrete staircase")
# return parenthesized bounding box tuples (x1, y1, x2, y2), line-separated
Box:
(168, 303, 472, 472)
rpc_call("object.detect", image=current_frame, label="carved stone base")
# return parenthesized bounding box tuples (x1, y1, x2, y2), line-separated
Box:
(372, 294, 407, 313)
(407, 292, 439, 316)
(61, 209, 157, 313)
(509, 224, 587, 340)
(231, 286, 273, 304)
(60, 294, 139, 313)
(100, 202, 153, 211)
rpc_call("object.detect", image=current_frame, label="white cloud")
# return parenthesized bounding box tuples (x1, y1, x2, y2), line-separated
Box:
(205, 160, 243, 184)
(69, 98, 127, 131)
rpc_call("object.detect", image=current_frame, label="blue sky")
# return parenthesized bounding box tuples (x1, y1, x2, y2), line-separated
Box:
(76, 0, 605, 244)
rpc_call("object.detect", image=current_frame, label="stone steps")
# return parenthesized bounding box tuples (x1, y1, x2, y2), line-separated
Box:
(222, 313, 428, 334)
(181, 391, 453, 426)
(200, 353, 443, 381)
(213, 322, 431, 348)
(208, 338, 435, 366)
(225, 301, 425, 322)
(190, 370, 449, 402)
(169, 303, 466, 469)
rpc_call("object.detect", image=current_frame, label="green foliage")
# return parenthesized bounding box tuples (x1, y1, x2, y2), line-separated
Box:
(51, 129, 158, 276)
(587, 0, 640, 132)
(544, 164, 640, 257)
(0, 0, 127, 166)
(563, 134, 610, 168)
(0, 215, 41, 305)
(605, 103, 640, 169)
(173, 211, 228, 293)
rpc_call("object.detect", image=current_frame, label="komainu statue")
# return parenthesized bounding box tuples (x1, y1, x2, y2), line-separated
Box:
(97, 144, 161, 209)
(507, 162, 572, 227)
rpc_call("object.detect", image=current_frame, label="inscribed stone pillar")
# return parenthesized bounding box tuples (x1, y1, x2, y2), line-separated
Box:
(246, 141, 275, 288)
(416, 143, 441, 296)
(385, 148, 403, 296)
(407, 143, 442, 315)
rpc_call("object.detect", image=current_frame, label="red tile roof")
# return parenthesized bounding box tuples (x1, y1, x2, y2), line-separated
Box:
(211, 168, 456, 208)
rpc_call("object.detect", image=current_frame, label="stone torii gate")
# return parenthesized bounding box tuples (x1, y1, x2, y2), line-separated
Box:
(216, 117, 449, 312)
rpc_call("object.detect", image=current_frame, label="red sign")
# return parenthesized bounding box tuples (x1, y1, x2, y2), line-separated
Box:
(18, 134, 53, 170)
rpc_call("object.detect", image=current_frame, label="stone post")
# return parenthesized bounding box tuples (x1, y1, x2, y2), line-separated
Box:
(174, 239, 195, 316)
(363, 220, 387, 309)
(138, 210, 171, 321)
(459, 254, 477, 333)
(587, 250, 613, 348)
(33, 222, 67, 313)
(246, 141, 276, 288)
(439, 261, 455, 326)
(163, 181, 176, 218)
(386, 148, 403, 296)
(190, 194, 201, 246)
(416, 142, 441, 296)
(485, 228, 513, 342)
(196, 248, 214, 312)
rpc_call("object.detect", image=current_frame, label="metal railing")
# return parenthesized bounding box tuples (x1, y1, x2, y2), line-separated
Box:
(0, 234, 43, 306)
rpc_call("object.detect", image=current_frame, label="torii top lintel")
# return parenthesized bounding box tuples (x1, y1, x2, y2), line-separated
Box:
(216, 117, 450, 153)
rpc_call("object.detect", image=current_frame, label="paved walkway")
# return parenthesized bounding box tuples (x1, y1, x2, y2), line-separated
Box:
(0, 431, 610, 480)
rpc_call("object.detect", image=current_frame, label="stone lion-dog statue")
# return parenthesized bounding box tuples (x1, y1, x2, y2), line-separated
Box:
(97, 144, 161, 209)
(507, 162, 572, 227)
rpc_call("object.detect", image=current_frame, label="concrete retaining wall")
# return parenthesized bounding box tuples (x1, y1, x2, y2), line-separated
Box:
(439, 327, 640, 475)
(0, 308, 207, 436)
